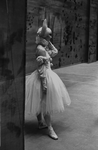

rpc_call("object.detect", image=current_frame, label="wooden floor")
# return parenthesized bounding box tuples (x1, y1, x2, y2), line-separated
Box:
(25, 62, 98, 150)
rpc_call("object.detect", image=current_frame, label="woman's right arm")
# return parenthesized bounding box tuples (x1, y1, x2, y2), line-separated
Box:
(47, 41, 58, 57)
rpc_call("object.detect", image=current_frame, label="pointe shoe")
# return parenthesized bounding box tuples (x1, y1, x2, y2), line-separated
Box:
(38, 121, 47, 129)
(48, 126, 58, 140)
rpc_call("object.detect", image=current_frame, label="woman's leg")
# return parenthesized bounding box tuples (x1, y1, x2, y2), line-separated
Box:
(36, 88, 47, 129)
(36, 113, 47, 129)
(37, 113, 42, 122)
(44, 113, 58, 140)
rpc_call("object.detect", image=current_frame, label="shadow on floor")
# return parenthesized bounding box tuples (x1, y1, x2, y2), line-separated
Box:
(25, 121, 47, 137)
(25, 118, 74, 138)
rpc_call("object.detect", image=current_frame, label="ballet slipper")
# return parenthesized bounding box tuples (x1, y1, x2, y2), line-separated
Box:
(48, 126, 58, 140)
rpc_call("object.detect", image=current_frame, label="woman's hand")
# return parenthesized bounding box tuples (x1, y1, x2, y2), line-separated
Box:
(36, 55, 49, 60)
(36, 55, 51, 64)
(36, 56, 44, 64)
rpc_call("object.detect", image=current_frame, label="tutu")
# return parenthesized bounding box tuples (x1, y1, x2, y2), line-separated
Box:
(25, 66, 71, 115)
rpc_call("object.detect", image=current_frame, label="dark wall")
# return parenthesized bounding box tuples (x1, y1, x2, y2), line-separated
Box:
(0, 0, 26, 150)
(26, 0, 98, 74)
(88, 0, 98, 62)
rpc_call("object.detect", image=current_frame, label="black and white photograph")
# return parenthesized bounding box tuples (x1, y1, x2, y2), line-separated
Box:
(0, 0, 98, 150)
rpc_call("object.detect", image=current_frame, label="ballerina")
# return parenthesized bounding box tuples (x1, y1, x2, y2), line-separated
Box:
(25, 19, 71, 140)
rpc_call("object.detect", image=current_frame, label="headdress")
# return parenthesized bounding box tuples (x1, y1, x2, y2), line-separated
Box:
(37, 19, 52, 39)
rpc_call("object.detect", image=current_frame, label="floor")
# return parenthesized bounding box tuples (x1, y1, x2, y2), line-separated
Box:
(25, 62, 98, 150)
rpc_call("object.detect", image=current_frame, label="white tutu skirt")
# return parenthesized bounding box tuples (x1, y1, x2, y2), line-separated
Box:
(25, 68, 71, 115)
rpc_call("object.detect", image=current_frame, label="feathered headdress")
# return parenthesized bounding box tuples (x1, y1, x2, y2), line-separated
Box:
(37, 19, 52, 38)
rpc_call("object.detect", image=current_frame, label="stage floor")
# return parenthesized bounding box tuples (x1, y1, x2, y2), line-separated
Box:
(25, 62, 98, 150)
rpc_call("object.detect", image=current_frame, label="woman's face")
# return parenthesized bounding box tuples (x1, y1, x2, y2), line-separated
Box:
(45, 34, 52, 42)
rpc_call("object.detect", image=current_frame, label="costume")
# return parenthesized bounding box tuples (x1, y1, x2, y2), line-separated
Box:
(36, 44, 52, 94)
(25, 19, 71, 115)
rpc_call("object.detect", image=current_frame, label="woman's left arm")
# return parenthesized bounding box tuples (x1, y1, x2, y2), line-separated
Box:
(36, 55, 49, 62)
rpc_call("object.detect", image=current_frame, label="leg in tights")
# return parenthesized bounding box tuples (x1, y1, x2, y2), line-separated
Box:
(36, 113, 47, 129)
(37, 113, 43, 122)
(44, 113, 52, 127)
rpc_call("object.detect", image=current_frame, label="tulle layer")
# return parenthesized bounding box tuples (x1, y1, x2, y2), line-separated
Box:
(25, 68, 71, 115)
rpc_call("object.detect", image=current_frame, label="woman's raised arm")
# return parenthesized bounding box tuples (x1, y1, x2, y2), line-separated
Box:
(47, 41, 58, 57)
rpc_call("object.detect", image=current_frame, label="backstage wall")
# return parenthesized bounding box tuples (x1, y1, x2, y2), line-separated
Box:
(26, 0, 98, 74)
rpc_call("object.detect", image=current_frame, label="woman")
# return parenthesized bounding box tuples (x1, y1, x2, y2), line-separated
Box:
(26, 19, 71, 140)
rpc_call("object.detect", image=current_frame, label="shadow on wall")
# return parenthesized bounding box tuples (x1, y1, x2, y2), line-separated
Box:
(0, 0, 25, 149)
